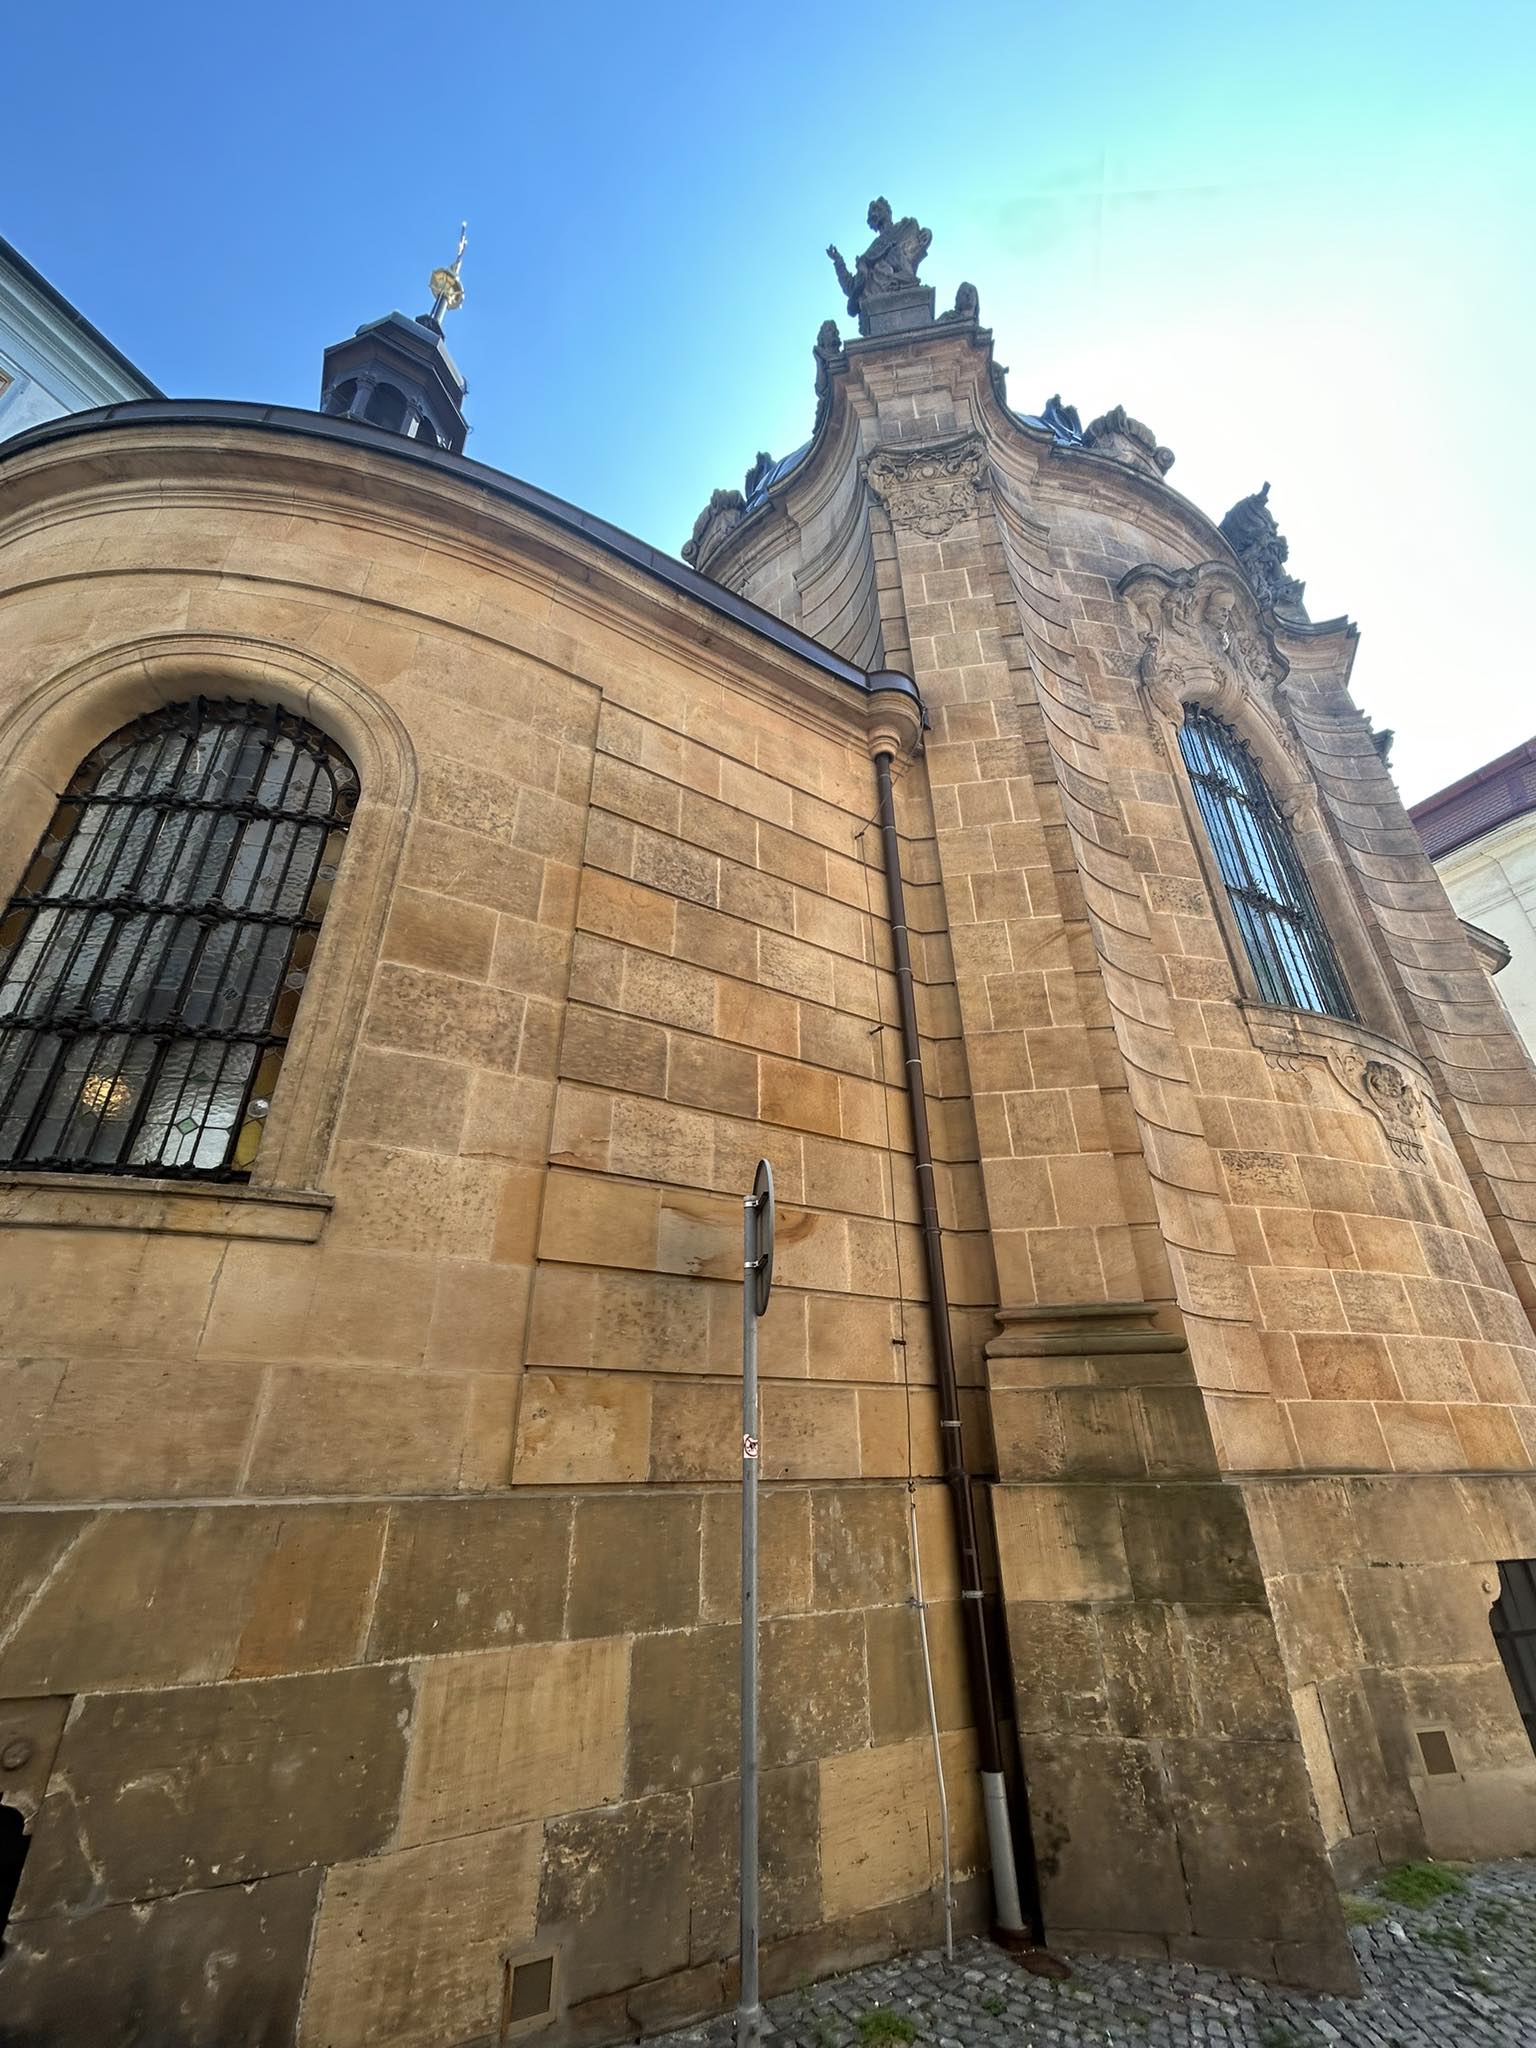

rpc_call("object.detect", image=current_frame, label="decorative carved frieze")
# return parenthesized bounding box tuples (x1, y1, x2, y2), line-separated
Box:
(865, 437, 985, 540)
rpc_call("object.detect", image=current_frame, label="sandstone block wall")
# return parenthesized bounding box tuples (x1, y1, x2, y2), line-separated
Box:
(698, 314, 1536, 1975)
(0, 421, 991, 2043)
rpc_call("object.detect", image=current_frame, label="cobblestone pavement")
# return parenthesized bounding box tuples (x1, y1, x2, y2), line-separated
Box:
(649, 1859, 1536, 2048)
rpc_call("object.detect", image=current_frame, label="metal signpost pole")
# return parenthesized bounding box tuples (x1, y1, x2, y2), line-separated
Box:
(738, 1159, 773, 2048)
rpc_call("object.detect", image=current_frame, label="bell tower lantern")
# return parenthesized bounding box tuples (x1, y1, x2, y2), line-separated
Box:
(319, 226, 470, 453)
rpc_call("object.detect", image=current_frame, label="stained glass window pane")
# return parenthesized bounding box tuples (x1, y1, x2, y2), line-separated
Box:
(0, 699, 358, 1179)
(1177, 704, 1354, 1022)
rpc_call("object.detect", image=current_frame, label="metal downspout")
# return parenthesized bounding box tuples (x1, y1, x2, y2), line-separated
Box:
(872, 745, 1037, 1941)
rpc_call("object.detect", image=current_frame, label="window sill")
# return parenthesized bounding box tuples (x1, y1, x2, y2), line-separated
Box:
(0, 1171, 332, 1243)
(1238, 1001, 1432, 1085)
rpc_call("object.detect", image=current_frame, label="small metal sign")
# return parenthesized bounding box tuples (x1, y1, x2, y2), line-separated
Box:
(747, 1156, 774, 1316)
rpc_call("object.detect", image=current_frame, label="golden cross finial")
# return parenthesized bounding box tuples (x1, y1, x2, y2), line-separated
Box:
(428, 222, 468, 322)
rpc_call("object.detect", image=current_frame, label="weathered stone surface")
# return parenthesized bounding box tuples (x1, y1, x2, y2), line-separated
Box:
(230, 1505, 389, 1677)
(0, 1867, 320, 2047)
(299, 1825, 541, 2048)
(367, 1495, 571, 1658)
(865, 1598, 969, 1743)
(16, 1666, 411, 1914)
(628, 1625, 738, 1794)
(400, 1637, 628, 1844)
(810, 1486, 911, 1609)
(818, 1739, 938, 1920)
(762, 1611, 869, 1766)
(1164, 1736, 1356, 1976)
(690, 1763, 822, 1958)
(565, 1490, 702, 1637)
(701, 1485, 813, 1620)
(539, 1793, 692, 2002)
(1027, 1734, 1190, 1937)
(0, 1511, 90, 1661)
(1118, 1483, 1267, 1606)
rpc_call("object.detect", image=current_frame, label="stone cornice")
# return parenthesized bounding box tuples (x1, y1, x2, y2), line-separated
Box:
(0, 407, 920, 751)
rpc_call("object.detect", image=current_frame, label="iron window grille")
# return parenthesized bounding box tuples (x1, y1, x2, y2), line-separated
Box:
(1177, 704, 1354, 1021)
(0, 698, 357, 1180)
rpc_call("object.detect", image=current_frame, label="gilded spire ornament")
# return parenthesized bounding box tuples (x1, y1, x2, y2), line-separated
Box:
(425, 222, 468, 326)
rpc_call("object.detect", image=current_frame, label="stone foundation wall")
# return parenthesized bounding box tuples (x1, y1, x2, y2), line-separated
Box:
(0, 1484, 983, 2045)
(1249, 1473, 1536, 1876)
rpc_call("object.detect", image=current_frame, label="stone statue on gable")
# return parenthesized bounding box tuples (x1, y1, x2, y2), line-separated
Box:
(1219, 482, 1309, 622)
(827, 199, 932, 321)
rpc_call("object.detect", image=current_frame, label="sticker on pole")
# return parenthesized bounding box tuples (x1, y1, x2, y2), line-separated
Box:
(748, 1158, 774, 1318)
(742, 1434, 759, 1460)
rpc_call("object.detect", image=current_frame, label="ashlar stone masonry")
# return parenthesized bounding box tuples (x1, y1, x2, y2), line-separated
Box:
(0, 207, 1533, 2044)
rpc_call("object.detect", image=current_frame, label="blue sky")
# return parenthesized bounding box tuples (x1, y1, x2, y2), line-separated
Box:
(8, 0, 1533, 802)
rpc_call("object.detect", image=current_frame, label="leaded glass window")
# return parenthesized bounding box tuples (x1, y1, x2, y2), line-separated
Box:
(1177, 704, 1354, 1021)
(0, 699, 357, 1178)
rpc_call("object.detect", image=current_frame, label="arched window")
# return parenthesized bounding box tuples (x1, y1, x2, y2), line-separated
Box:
(1178, 703, 1354, 1020)
(364, 383, 406, 433)
(0, 700, 358, 1179)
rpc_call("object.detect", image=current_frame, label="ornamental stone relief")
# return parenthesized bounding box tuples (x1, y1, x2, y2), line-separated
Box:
(864, 437, 985, 540)
(1260, 1039, 1440, 1166)
(1326, 1046, 1437, 1165)
(1117, 559, 1310, 817)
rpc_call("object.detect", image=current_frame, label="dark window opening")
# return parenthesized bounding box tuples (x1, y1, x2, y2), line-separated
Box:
(365, 382, 407, 432)
(1178, 704, 1354, 1020)
(0, 698, 357, 1180)
(325, 377, 358, 418)
(414, 415, 440, 449)
(0, 1804, 28, 1951)
(1491, 1558, 1536, 1757)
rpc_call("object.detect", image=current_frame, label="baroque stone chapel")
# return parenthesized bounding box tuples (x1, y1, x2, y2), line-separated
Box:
(2, 202, 1536, 2046)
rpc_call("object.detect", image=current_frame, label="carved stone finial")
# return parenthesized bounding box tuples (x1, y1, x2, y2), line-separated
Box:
(826, 199, 935, 337)
(813, 318, 843, 403)
(681, 486, 745, 566)
(939, 281, 980, 324)
(1219, 483, 1309, 622)
(1084, 405, 1174, 478)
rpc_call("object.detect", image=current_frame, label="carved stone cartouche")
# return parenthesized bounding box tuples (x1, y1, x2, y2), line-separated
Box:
(1219, 482, 1309, 623)
(865, 437, 984, 541)
(1118, 560, 1309, 816)
(681, 486, 745, 565)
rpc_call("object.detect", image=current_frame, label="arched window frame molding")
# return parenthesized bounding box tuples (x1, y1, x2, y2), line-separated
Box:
(0, 633, 415, 1215)
(1118, 560, 1404, 1039)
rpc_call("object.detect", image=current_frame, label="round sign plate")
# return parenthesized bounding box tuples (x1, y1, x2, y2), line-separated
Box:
(750, 1157, 775, 1317)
